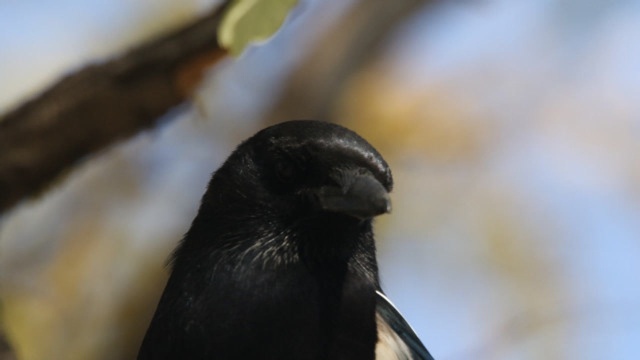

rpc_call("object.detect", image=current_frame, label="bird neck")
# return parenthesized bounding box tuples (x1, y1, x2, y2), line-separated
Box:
(167, 211, 381, 359)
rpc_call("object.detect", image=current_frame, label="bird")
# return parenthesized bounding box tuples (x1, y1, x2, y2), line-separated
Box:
(137, 120, 434, 360)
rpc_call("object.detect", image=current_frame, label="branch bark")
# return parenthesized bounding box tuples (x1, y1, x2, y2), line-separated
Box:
(0, 3, 231, 214)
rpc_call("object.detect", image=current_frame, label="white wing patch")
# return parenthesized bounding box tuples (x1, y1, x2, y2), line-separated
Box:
(375, 311, 413, 360)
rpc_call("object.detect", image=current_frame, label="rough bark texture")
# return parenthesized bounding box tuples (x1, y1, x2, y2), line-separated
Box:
(0, 4, 230, 214)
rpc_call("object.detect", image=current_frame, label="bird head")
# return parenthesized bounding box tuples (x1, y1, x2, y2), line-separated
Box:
(215, 120, 393, 223)
(186, 120, 392, 265)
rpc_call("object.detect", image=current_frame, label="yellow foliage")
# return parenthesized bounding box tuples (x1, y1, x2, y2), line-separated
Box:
(338, 66, 488, 162)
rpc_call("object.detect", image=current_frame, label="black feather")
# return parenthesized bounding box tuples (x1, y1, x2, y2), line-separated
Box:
(376, 291, 434, 360)
(138, 120, 433, 360)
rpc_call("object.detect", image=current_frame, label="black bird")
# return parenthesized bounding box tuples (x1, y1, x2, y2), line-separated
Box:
(138, 120, 434, 360)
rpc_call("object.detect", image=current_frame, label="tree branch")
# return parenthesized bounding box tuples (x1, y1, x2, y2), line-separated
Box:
(0, 3, 230, 214)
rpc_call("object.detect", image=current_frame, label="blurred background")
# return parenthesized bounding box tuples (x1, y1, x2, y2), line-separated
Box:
(1, 0, 640, 359)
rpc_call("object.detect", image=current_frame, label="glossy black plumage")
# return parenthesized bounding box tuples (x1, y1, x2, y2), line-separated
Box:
(138, 120, 433, 360)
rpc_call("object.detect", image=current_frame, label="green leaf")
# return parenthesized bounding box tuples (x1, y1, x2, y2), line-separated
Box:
(219, 0, 299, 56)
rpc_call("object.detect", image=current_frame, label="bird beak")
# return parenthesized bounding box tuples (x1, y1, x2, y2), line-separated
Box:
(314, 171, 391, 220)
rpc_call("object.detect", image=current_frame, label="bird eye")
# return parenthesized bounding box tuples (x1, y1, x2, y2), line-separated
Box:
(275, 161, 296, 183)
